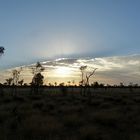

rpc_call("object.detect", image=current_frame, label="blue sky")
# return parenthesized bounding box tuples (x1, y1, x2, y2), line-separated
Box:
(0, 0, 140, 69)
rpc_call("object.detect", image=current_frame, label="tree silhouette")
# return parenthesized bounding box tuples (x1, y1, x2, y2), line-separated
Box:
(31, 62, 45, 94)
(31, 62, 44, 85)
(54, 82, 57, 86)
(12, 69, 21, 86)
(11, 69, 22, 95)
(0, 46, 4, 56)
(32, 62, 45, 75)
(18, 79, 24, 86)
(67, 81, 71, 86)
(79, 65, 97, 86)
(0, 46, 5, 95)
(79, 65, 97, 96)
(79, 66, 87, 86)
(32, 73, 44, 86)
(85, 68, 98, 86)
(5, 78, 13, 86)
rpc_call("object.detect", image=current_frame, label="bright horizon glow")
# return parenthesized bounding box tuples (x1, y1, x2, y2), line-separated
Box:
(0, 54, 139, 85)
(54, 66, 72, 77)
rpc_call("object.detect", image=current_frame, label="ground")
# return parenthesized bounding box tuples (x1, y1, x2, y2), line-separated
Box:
(0, 87, 140, 140)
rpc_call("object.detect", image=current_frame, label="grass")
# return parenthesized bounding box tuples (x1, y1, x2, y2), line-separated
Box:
(0, 87, 139, 140)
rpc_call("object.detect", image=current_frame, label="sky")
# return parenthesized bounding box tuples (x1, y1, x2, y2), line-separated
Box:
(0, 54, 140, 85)
(0, 0, 140, 84)
(0, 0, 140, 68)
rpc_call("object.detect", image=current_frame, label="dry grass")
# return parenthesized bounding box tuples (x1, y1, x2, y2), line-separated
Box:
(0, 87, 139, 140)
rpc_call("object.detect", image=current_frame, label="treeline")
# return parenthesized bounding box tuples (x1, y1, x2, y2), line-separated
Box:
(0, 61, 139, 88)
(0, 49, 139, 89)
(0, 81, 139, 88)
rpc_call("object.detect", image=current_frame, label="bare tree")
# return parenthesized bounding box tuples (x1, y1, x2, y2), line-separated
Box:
(12, 67, 23, 85)
(85, 68, 98, 86)
(10, 68, 23, 95)
(12, 69, 21, 86)
(79, 66, 87, 86)
(79, 65, 97, 96)
(79, 65, 97, 86)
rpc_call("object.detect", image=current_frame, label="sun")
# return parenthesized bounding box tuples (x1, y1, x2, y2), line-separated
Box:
(55, 66, 72, 77)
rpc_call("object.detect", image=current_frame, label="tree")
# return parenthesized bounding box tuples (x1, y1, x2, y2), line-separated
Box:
(0, 46, 5, 56)
(12, 70, 21, 85)
(59, 82, 65, 86)
(31, 62, 45, 86)
(79, 65, 97, 96)
(5, 78, 13, 86)
(54, 82, 57, 86)
(91, 81, 99, 87)
(79, 65, 97, 86)
(31, 62, 45, 75)
(18, 79, 24, 86)
(67, 81, 71, 86)
(119, 82, 124, 87)
(85, 68, 98, 86)
(12, 68, 23, 86)
(10, 69, 22, 95)
(32, 73, 44, 86)
(31, 62, 45, 94)
(79, 66, 87, 86)
(0, 46, 5, 95)
(72, 80, 75, 86)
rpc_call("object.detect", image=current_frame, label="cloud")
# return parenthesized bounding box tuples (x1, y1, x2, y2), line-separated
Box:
(0, 54, 140, 85)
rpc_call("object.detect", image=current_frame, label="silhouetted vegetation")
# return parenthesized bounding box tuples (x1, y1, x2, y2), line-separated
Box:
(0, 46, 5, 96)
(79, 65, 87, 86)
(30, 62, 45, 94)
(0, 46, 4, 56)
(12, 69, 22, 86)
(79, 65, 97, 96)
(5, 78, 13, 86)
(1, 48, 140, 139)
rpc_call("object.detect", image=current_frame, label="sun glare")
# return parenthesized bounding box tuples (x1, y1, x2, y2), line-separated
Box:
(55, 67, 72, 77)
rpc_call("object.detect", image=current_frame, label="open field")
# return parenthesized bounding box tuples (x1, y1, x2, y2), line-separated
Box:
(0, 87, 140, 140)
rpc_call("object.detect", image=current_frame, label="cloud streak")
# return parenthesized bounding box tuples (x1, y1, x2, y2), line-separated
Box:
(0, 54, 140, 85)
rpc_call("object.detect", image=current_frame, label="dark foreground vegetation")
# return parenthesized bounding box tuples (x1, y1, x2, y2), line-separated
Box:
(0, 87, 140, 140)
